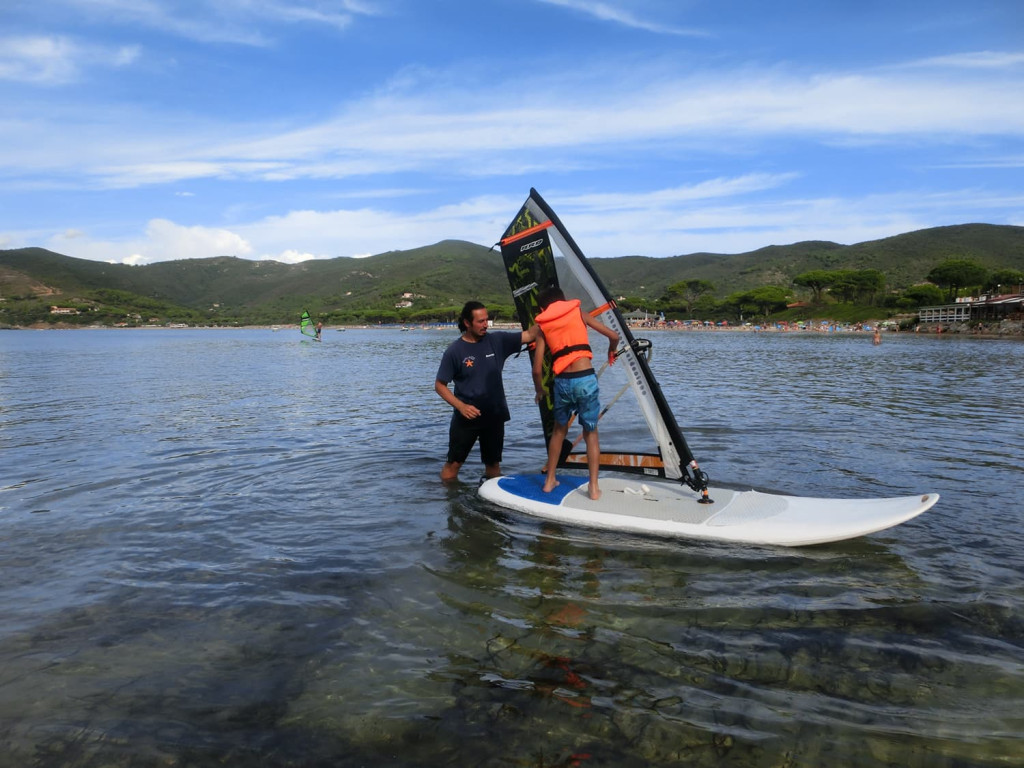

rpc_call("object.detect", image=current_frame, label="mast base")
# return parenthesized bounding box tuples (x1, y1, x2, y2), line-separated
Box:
(686, 462, 714, 504)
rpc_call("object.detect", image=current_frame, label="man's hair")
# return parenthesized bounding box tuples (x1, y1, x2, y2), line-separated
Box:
(458, 300, 486, 332)
(537, 286, 565, 311)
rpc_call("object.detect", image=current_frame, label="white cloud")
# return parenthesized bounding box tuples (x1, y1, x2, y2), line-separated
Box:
(567, 174, 801, 211)
(536, 0, 707, 36)
(270, 249, 320, 264)
(43, 219, 253, 264)
(936, 154, 1024, 169)
(143, 219, 253, 260)
(0, 37, 81, 85)
(0, 36, 140, 85)
(5, 56, 1021, 191)
(47, 0, 380, 45)
(905, 51, 1024, 70)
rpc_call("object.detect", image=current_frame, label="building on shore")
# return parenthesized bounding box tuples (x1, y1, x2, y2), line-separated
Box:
(918, 293, 1024, 324)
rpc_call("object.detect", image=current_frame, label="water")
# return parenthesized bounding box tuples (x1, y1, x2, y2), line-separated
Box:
(1, 328, 1021, 767)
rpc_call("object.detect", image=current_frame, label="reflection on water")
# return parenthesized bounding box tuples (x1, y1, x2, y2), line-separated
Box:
(429, 496, 1024, 766)
(0, 329, 1021, 766)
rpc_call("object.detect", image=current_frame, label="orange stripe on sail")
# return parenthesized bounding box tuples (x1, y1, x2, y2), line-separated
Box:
(590, 301, 616, 317)
(500, 220, 553, 246)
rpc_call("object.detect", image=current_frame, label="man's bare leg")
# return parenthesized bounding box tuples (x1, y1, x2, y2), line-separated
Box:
(441, 460, 462, 483)
(483, 462, 502, 479)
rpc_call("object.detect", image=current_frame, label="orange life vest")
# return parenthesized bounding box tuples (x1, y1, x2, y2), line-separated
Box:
(536, 299, 592, 375)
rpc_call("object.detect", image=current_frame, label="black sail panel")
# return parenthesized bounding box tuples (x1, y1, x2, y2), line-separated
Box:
(499, 216, 560, 448)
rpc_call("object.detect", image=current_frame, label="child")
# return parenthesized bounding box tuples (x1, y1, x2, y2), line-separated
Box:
(532, 287, 619, 500)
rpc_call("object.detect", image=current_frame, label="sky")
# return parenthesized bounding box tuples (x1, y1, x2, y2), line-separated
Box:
(1, 0, 1022, 265)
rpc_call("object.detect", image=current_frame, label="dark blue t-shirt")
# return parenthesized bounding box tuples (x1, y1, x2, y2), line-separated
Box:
(435, 331, 523, 421)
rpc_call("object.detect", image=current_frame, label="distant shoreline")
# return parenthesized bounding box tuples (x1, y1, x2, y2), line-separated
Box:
(8, 319, 1023, 338)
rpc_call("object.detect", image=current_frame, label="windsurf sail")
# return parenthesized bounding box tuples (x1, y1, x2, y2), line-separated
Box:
(300, 309, 318, 339)
(498, 189, 710, 497)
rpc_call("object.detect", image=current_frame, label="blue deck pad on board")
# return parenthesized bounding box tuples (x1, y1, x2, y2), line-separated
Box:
(496, 474, 589, 504)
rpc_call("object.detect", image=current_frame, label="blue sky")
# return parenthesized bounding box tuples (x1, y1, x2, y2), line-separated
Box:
(1, 0, 1022, 265)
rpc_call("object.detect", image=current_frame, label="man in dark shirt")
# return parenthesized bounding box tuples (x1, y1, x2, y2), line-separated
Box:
(435, 301, 538, 482)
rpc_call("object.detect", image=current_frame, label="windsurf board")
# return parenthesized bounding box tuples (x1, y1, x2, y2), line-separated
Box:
(479, 474, 939, 547)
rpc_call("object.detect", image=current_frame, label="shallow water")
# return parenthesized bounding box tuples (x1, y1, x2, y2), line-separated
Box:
(1, 328, 1021, 767)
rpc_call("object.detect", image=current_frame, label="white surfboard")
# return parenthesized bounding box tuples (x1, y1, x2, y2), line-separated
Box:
(479, 474, 939, 547)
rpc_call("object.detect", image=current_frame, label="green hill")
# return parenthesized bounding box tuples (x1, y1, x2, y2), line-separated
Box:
(2, 224, 1023, 326)
(590, 224, 1024, 298)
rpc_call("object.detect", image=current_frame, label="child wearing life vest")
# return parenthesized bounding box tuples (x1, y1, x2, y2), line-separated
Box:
(532, 287, 620, 500)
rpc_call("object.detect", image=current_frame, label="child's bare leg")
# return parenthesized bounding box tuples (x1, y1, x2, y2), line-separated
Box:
(543, 423, 568, 492)
(583, 429, 601, 500)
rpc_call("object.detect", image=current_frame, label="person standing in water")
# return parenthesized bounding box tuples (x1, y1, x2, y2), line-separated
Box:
(435, 301, 538, 483)
(532, 287, 619, 500)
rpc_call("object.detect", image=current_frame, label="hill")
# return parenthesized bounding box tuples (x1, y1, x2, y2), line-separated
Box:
(590, 224, 1024, 298)
(0, 240, 506, 308)
(2, 224, 1023, 325)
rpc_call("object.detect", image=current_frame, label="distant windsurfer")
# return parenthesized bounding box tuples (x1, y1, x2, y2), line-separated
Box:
(315, 320, 323, 341)
(532, 287, 619, 500)
(435, 301, 539, 483)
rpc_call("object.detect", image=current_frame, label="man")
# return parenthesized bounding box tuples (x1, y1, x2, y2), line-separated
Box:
(532, 287, 619, 500)
(435, 301, 538, 482)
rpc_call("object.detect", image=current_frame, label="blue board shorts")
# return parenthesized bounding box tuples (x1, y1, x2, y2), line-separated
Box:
(553, 371, 600, 432)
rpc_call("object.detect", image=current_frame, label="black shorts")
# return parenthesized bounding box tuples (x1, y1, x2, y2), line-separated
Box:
(447, 413, 505, 466)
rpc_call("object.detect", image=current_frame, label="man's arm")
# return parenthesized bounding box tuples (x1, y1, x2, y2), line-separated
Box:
(435, 379, 481, 419)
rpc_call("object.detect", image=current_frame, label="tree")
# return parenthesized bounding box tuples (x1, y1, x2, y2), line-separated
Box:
(901, 284, 945, 307)
(792, 270, 835, 303)
(926, 259, 988, 301)
(852, 269, 885, 305)
(692, 293, 720, 318)
(828, 270, 859, 303)
(817, 269, 881, 304)
(745, 286, 791, 318)
(666, 279, 715, 318)
(722, 291, 754, 323)
(986, 268, 1024, 294)
(723, 287, 789, 321)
